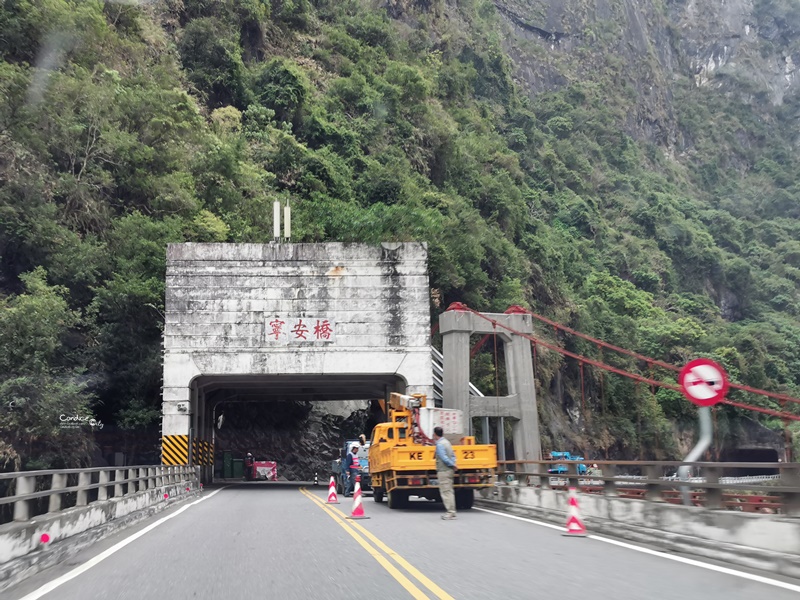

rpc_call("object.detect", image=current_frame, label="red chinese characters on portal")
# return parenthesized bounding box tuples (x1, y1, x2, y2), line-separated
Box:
(313, 319, 333, 340)
(291, 319, 309, 340)
(267, 318, 286, 341)
(265, 317, 335, 344)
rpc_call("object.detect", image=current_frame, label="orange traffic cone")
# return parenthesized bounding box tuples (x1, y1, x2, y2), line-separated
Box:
(326, 476, 340, 504)
(346, 476, 370, 520)
(563, 487, 587, 537)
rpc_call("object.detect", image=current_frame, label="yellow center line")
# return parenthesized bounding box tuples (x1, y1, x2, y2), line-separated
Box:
(326, 502, 455, 600)
(302, 488, 455, 600)
(299, 487, 430, 600)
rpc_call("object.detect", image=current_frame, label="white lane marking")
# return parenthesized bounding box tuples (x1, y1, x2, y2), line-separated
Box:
(475, 507, 800, 593)
(19, 487, 228, 600)
(586, 534, 800, 593)
(474, 507, 563, 531)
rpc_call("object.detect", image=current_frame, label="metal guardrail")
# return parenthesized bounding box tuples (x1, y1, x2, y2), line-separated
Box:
(571, 473, 782, 485)
(0, 465, 198, 525)
(719, 474, 782, 484)
(496, 460, 800, 515)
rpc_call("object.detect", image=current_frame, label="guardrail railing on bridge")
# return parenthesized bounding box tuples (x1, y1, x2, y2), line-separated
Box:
(0, 465, 198, 525)
(495, 460, 800, 516)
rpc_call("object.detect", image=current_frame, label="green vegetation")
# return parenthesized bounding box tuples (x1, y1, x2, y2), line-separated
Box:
(1, 0, 798, 468)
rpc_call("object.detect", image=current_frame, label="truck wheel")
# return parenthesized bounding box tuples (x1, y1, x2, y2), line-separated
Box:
(373, 487, 385, 503)
(387, 490, 407, 509)
(455, 489, 474, 510)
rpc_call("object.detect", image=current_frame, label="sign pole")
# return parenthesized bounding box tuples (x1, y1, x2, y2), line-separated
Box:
(677, 358, 729, 507)
(677, 406, 713, 506)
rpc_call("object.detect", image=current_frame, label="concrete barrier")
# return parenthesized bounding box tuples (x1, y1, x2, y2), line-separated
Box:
(479, 486, 800, 578)
(0, 480, 200, 592)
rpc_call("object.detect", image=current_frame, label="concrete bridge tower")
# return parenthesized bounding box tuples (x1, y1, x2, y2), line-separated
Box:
(439, 308, 542, 462)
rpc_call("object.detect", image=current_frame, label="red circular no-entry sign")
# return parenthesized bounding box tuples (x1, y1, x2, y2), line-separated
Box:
(678, 358, 729, 407)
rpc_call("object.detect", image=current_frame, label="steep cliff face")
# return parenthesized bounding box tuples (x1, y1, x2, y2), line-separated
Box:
(668, 0, 800, 105)
(492, 0, 800, 147)
(493, 0, 674, 144)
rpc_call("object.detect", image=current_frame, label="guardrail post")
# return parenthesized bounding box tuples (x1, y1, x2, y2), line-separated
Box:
(98, 470, 110, 501)
(76, 472, 91, 506)
(705, 467, 722, 509)
(523, 465, 535, 487)
(138, 468, 146, 492)
(539, 462, 552, 490)
(780, 464, 800, 517)
(115, 469, 125, 497)
(156, 466, 163, 488)
(48, 473, 67, 513)
(127, 469, 136, 495)
(567, 462, 580, 490)
(13, 475, 35, 521)
(494, 463, 503, 486)
(148, 467, 156, 489)
(645, 465, 664, 502)
(602, 464, 617, 497)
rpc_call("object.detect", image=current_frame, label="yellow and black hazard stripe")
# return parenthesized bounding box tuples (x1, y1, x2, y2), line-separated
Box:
(191, 439, 214, 466)
(206, 440, 214, 466)
(162, 435, 189, 465)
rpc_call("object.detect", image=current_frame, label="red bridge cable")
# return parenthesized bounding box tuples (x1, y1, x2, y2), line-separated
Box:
(506, 305, 681, 371)
(446, 303, 800, 422)
(726, 382, 800, 406)
(524, 334, 681, 391)
(459, 305, 683, 392)
(505, 305, 800, 407)
(720, 398, 800, 422)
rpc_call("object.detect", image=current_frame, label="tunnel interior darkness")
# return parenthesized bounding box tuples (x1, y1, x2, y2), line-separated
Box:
(719, 448, 780, 476)
(194, 374, 404, 481)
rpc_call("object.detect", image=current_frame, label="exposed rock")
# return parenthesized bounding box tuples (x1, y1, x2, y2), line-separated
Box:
(215, 400, 373, 480)
(491, 0, 800, 145)
(718, 287, 742, 321)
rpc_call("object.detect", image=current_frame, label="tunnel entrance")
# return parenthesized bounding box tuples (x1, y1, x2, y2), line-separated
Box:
(719, 448, 780, 476)
(196, 374, 403, 482)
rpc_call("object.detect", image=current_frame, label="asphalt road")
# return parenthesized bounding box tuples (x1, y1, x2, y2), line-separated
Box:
(6, 483, 800, 600)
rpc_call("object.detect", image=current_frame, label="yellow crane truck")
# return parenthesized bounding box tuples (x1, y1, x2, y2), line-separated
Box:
(368, 393, 497, 509)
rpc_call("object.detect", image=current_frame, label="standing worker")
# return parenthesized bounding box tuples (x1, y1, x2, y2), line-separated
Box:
(434, 426, 457, 520)
(344, 445, 360, 497)
(244, 452, 254, 481)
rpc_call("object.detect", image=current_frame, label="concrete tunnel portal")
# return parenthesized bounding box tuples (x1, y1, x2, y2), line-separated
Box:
(161, 243, 433, 484)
